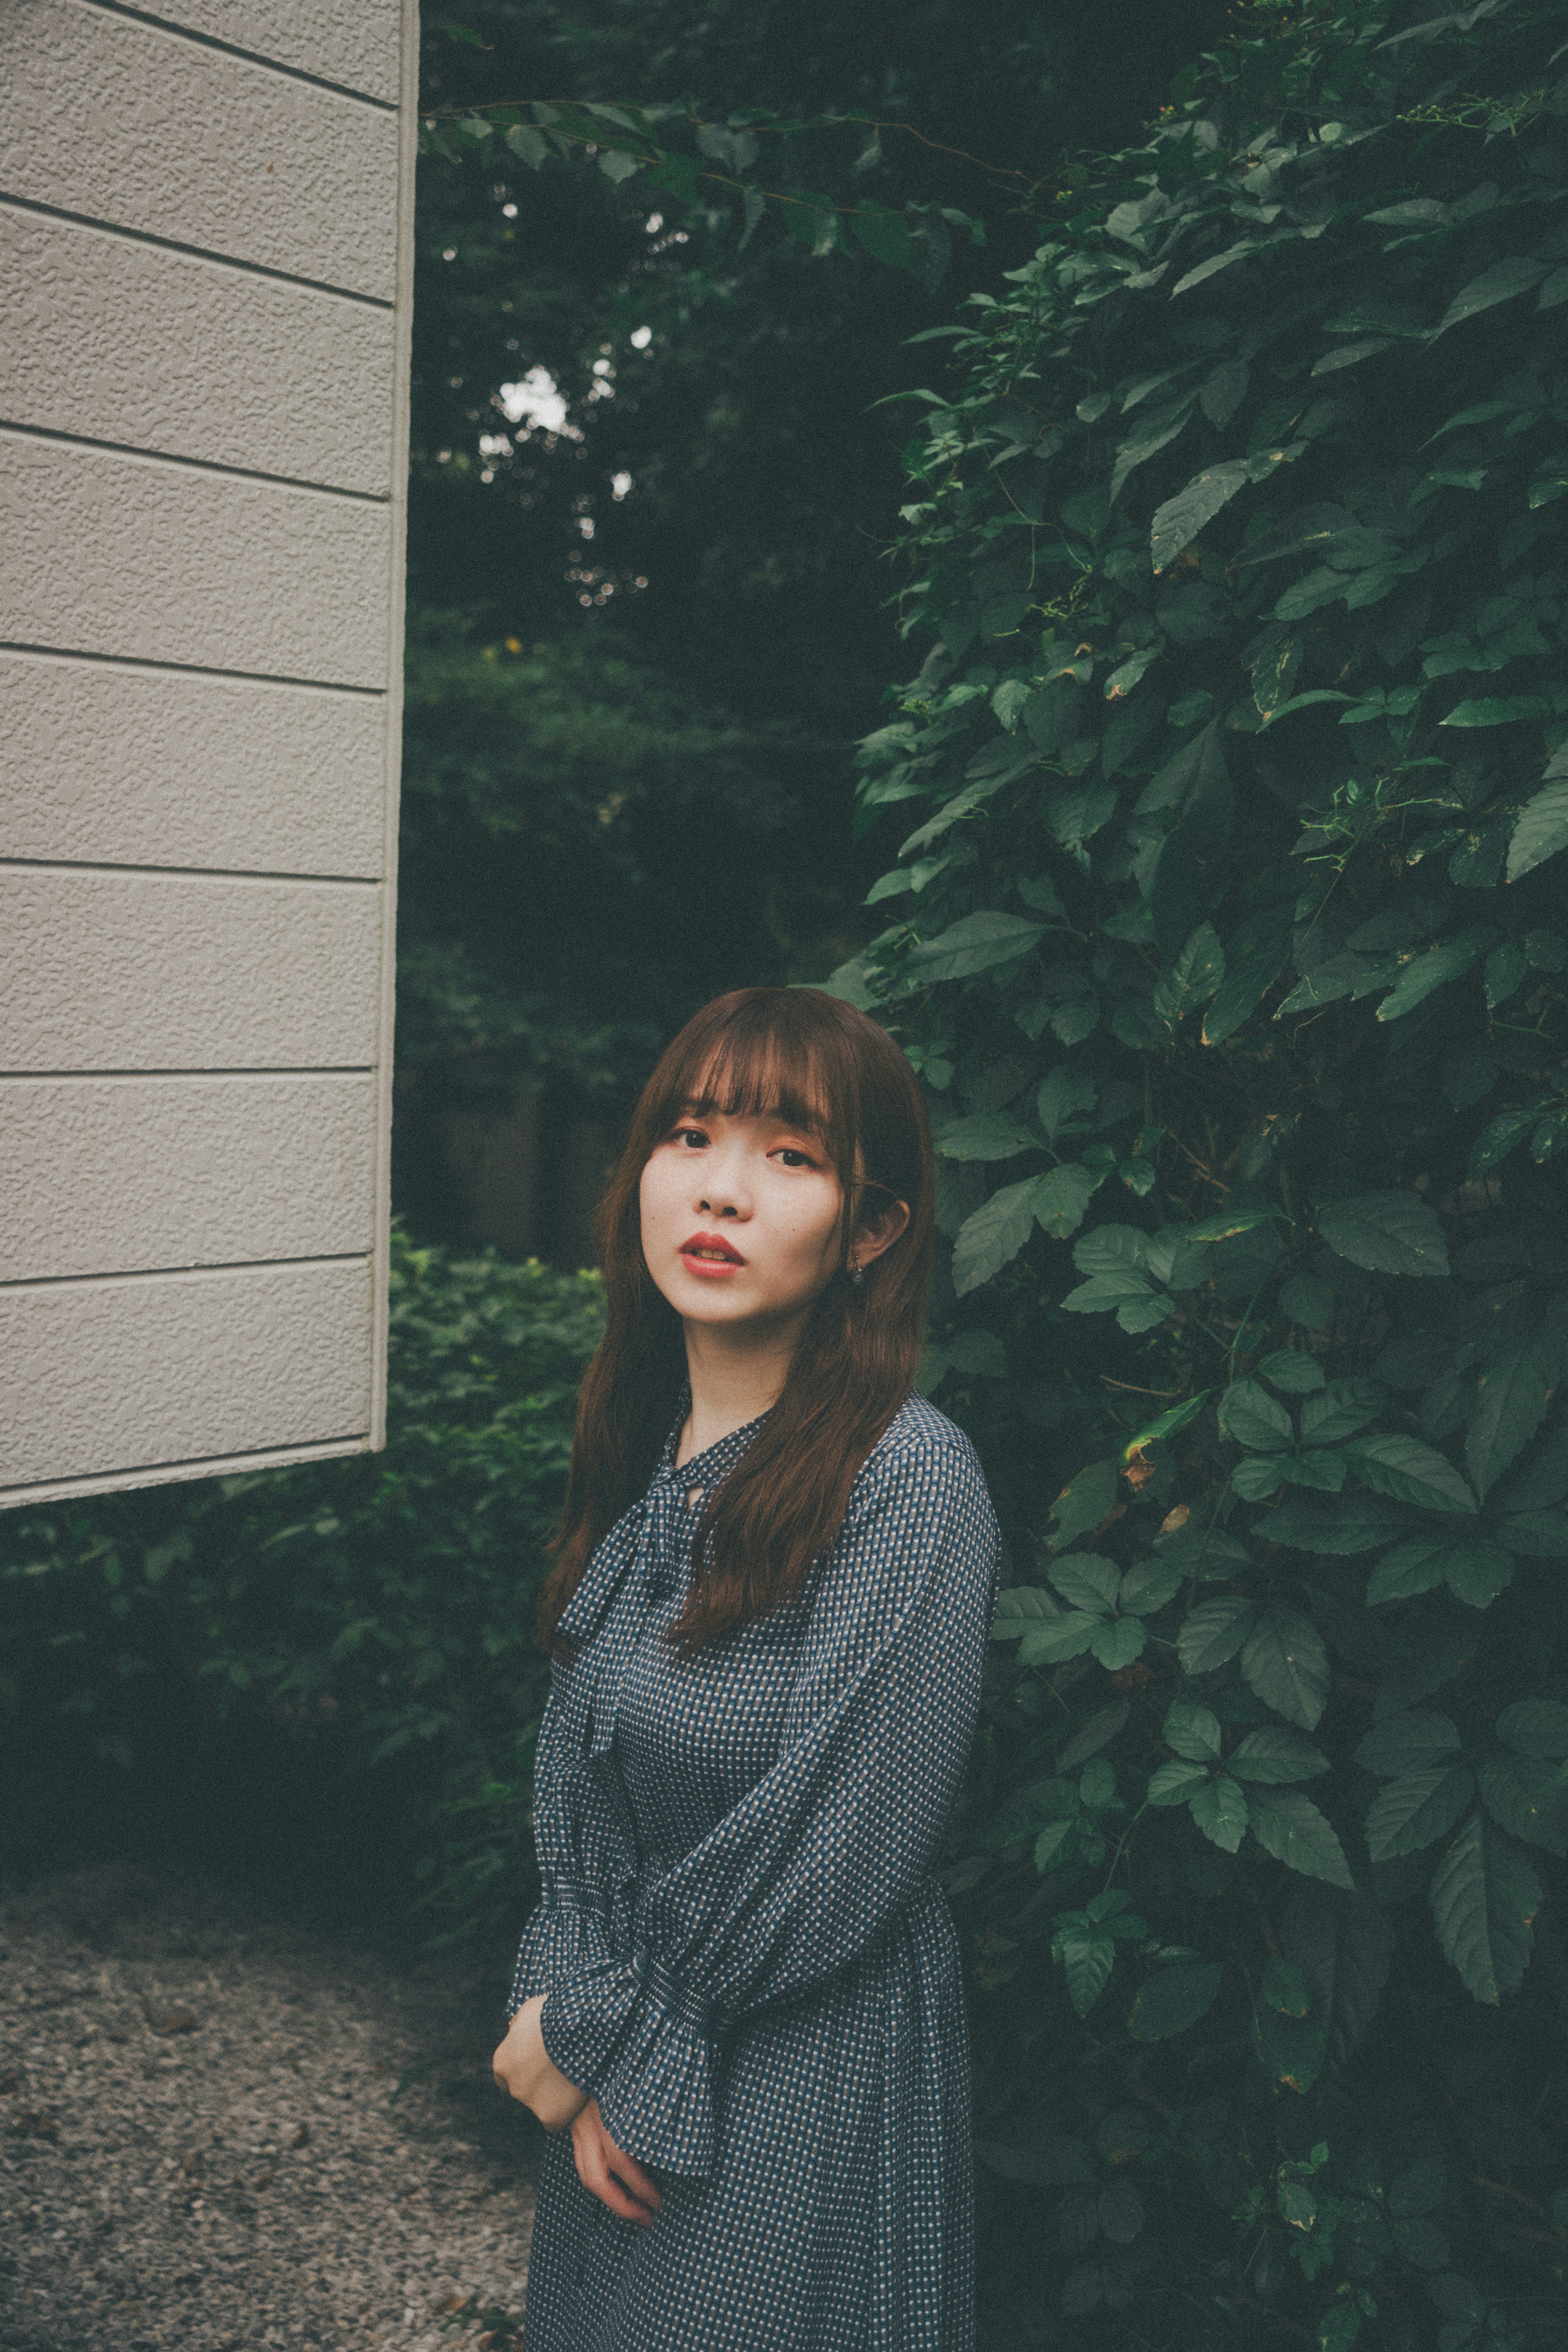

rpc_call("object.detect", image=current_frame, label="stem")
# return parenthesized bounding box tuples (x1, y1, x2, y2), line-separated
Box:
(1102, 1801, 1148, 1895)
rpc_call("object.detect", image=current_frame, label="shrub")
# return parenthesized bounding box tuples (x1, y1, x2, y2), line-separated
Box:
(838, 4, 1568, 2344)
(0, 1232, 603, 1940)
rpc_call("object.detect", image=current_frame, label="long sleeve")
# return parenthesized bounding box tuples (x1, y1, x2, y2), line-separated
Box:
(537, 1425, 999, 2176)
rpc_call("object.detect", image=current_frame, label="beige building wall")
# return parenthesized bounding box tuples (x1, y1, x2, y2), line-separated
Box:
(0, 0, 419, 1507)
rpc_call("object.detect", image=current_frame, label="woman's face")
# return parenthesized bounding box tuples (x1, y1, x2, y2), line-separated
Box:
(639, 1105, 893, 1332)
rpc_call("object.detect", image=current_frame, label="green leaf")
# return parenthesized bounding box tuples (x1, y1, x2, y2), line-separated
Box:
(1163, 1698, 1223, 1761)
(1203, 906, 1294, 1044)
(1508, 771, 1568, 883)
(1189, 1774, 1249, 1850)
(1147, 1758, 1212, 1805)
(1054, 1924, 1118, 2016)
(1061, 1270, 1169, 1324)
(1265, 1495, 1415, 1553)
(1496, 1699, 1568, 1758)
(1261, 1956, 1314, 2017)
(1353, 1711, 1461, 1778)
(1241, 1605, 1330, 1730)
(1375, 931, 1490, 1023)
(1279, 1885, 1395, 2068)
(1150, 460, 1252, 573)
(1258, 2005, 1327, 2096)
(1229, 1727, 1329, 1784)
(1441, 695, 1552, 727)
(906, 910, 1045, 983)
(1348, 1433, 1477, 1515)
(1037, 1067, 1097, 1141)
(1258, 1350, 1327, 1395)
(1154, 1522, 1252, 1581)
(1048, 1459, 1121, 1551)
(1091, 1614, 1148, 1669)
(1117, 1556, 1184, 1614)
(1018, 1612, 1100, 1667)
(1429, 1809, 1540, 2002)
(1047, 1553, 1120, 1613)
(1178, 1597, 1258, 1675)
(1477, 1754, 1568, 1855)
(1219, 1378, 1294, 1452)
(504, 122, 552, 169)
(1127, 1961, 1224, 2041)
(951, 1179, 1037, 1295)
(1315, 1190, 1449, 1278)
(980, 1775, 1080, 1849)
(1496, 1509, 1568, 1556)
(1035, 1817, 1076, 1872)
(1469, 1100, 1544, 1178)
(1181, 1206, 1285, 1244)
(1247, 1789, 1354, 1887)
(934, 1112, 1038, 1161)
(1300, 1378, 1384, 1446)
(1233, 1453, 1287, 1501)
(1153, 922, 1225, 1022)
(1070, 1224, 1147, 1276)
(990, 1585, 1059, 1641)
(1365, 1764, 1474, 1861)
(1434, 255, 1549, 336)
(1366, 1538, 1512, 1608)
(1033, 1164, 1105, 1241)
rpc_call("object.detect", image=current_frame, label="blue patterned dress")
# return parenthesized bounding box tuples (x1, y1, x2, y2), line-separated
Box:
(507, 1390, 1000, 2352)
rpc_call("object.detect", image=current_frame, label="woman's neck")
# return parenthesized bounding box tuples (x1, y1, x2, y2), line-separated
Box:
(676, 1311, 806, 1465)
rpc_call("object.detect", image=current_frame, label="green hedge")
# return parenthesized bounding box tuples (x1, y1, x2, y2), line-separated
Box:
(0, 1233, 602, 1937)
(836, 4, 1568, 2345)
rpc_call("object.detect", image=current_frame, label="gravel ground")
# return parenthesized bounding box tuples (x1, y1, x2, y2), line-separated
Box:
(0, 1864, 538, 2352)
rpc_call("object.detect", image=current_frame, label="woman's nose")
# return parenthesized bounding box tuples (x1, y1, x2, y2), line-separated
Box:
(695, 1148, 749, 1215)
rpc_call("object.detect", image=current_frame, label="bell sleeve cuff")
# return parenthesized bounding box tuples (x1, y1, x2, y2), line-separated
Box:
(505, 1877, 617, 2016)
(539, 1945, 719, 2178)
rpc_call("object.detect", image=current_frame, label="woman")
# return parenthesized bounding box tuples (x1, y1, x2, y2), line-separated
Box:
(492, 985, 1000, 2350)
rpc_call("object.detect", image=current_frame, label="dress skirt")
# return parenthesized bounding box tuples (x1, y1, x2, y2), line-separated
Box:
(507, 1393, 1000, 2352)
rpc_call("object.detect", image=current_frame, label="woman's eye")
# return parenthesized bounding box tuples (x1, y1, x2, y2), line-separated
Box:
(671, 1125, 708, 1148)
(773, 1147, 814, 1169)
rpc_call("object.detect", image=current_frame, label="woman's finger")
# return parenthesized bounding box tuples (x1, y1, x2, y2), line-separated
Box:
(605, 2142, 662, 2213)
(576, 2139, 658, 2225)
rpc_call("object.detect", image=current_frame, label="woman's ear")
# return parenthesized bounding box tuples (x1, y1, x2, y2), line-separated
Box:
(854, 1194, 910, 1269)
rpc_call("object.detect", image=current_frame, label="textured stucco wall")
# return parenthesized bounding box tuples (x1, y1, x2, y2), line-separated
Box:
(0, 0, 417, 1507)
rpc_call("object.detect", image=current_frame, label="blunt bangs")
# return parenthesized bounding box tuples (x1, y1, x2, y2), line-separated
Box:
(646, 996, 852, 1186)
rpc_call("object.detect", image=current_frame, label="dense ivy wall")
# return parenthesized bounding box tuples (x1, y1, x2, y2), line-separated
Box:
(835, 5, 1568, 2345)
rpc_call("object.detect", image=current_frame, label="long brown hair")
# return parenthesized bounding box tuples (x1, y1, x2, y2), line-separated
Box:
(538, 986, 935, 1657)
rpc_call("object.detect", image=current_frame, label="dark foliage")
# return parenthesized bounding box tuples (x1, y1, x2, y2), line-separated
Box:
(396, 0, 1232, 1233)
(835, 3, 1568, 2343)
(0, 1237, 601, 1940)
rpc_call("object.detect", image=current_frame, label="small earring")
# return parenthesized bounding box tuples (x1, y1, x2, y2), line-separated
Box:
(849, 1258, 864, 1286)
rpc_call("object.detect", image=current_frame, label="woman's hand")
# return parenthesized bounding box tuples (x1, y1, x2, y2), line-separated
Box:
(492, 1994, 589, 2134)
(570, 2100, 664, 2225)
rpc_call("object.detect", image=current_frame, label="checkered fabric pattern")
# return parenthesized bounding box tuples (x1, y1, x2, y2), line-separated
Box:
(508, 1391, 1000, 2351)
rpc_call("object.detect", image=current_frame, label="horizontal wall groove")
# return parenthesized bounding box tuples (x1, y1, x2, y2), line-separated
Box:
(0, 640, 387, 698)
(0, 418, 390, 506)
(0, 1067, 373, 1082)
(0, 419, 390, 506)
(78, 0, 399, 111)
(0, 858, 383, 888)
(0, 1253, 370, 1298)
(0, 192, 395, 312)
(0, 1432, 368, 1505)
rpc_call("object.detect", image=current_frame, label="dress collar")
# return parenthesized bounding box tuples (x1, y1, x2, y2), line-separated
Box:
(553, 1396, 770, 1643)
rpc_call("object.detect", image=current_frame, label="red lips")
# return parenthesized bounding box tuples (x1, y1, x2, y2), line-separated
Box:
(680, 1230, 747, 1266)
